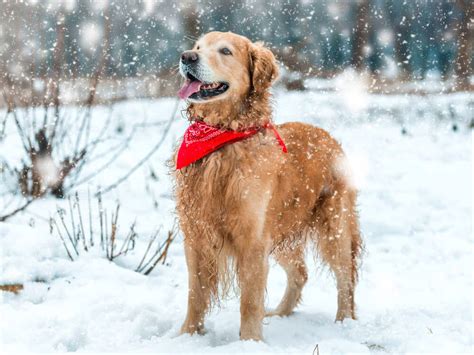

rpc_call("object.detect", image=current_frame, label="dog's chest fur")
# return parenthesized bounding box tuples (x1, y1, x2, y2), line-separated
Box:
(175, 133, 282, 235)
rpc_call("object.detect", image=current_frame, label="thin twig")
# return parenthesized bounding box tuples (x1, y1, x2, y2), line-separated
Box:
(50, 217, 74, 261)
(68, 107, 115, 187)
(135, 228, 160, 272)
(4, 93, 31, 153)
(110, 203, 120, 259)
(56, 208, 79, 256)
(74, 116, 141, 186)
(143, 230, 176, 275)
(115, 222, 137, 258)
(68, 196, 77, 244)
(75, 192, 88, 252)
(0, 199, 34, 222)
(104, 208, 109, 259)
(98, 190, 104, 249)
(99, 98, 179, 195)
(88, 188, 94, 247)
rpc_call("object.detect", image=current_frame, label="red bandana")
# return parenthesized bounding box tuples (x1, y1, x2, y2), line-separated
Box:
(176, 121, 287, 169)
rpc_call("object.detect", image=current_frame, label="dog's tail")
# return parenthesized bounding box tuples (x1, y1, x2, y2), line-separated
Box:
(347, 189, 363, 287)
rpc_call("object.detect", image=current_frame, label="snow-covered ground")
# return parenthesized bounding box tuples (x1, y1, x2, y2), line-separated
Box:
(0, 89, 472, 353)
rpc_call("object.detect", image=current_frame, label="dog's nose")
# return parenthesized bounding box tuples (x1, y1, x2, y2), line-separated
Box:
(181, 51, 199, 65)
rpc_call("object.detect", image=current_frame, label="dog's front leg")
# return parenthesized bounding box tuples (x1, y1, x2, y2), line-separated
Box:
(236, 238, 270, 341)
(180, 241, 216, 335)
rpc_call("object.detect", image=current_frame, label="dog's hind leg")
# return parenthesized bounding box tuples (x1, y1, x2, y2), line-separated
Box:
(314, 184, 362, 321)
(266, 243, 308, 317)
(180, 241, 217, 335)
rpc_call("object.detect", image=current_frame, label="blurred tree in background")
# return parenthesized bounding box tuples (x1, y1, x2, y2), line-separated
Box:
(0, 0, 472, 102)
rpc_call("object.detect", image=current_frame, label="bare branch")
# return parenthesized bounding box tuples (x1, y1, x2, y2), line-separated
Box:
(88, 188, 94, 247)
(143, 228, 176, 275)
(0, 198, 34, 222)
(50, 217, 74, 261)
(99, 98, 179, 195)
(135, 228, 160, 272)
(75, 192, 88, 252)
(56, 207, 79, 256)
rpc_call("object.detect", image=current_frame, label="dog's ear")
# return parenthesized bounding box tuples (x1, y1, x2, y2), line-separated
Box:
(249, 41, 279, 95)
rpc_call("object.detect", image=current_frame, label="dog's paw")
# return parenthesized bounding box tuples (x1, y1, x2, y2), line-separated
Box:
(180, 323, 207, 335)
(265, 309, 292, 318)
(239, 329, 263, 341)
(335, 309, 356, 323)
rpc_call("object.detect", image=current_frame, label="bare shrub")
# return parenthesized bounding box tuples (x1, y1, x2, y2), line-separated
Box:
(3, 93, 118, 199)
(0, 6, 118, 200)
(50, 191, 176, 275)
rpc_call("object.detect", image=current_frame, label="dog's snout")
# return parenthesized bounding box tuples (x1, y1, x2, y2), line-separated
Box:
(181, 51, 199, 65)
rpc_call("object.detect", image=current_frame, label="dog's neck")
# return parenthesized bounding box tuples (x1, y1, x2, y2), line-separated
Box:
(186, 91, 272, 131)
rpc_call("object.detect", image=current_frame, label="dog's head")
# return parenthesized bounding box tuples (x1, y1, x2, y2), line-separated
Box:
(178, 32, 279, 104)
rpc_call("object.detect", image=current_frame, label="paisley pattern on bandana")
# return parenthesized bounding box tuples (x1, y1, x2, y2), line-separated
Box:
(183, 121, 223, 146)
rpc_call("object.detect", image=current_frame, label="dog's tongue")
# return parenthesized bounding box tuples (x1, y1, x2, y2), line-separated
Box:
(178, 79, 201, 99)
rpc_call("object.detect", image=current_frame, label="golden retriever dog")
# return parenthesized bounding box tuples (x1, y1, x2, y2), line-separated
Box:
(173, 31, 362, 341)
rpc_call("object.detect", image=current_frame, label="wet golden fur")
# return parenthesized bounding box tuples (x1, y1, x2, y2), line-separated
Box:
(174, 32, 362, 341)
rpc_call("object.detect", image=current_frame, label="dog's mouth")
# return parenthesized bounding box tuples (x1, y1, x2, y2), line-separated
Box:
(178, 72, 229, 100)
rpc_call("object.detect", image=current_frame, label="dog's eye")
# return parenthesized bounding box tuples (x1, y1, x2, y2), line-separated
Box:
(196, 46, 200, 50)
(220, 47, 232, 55)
